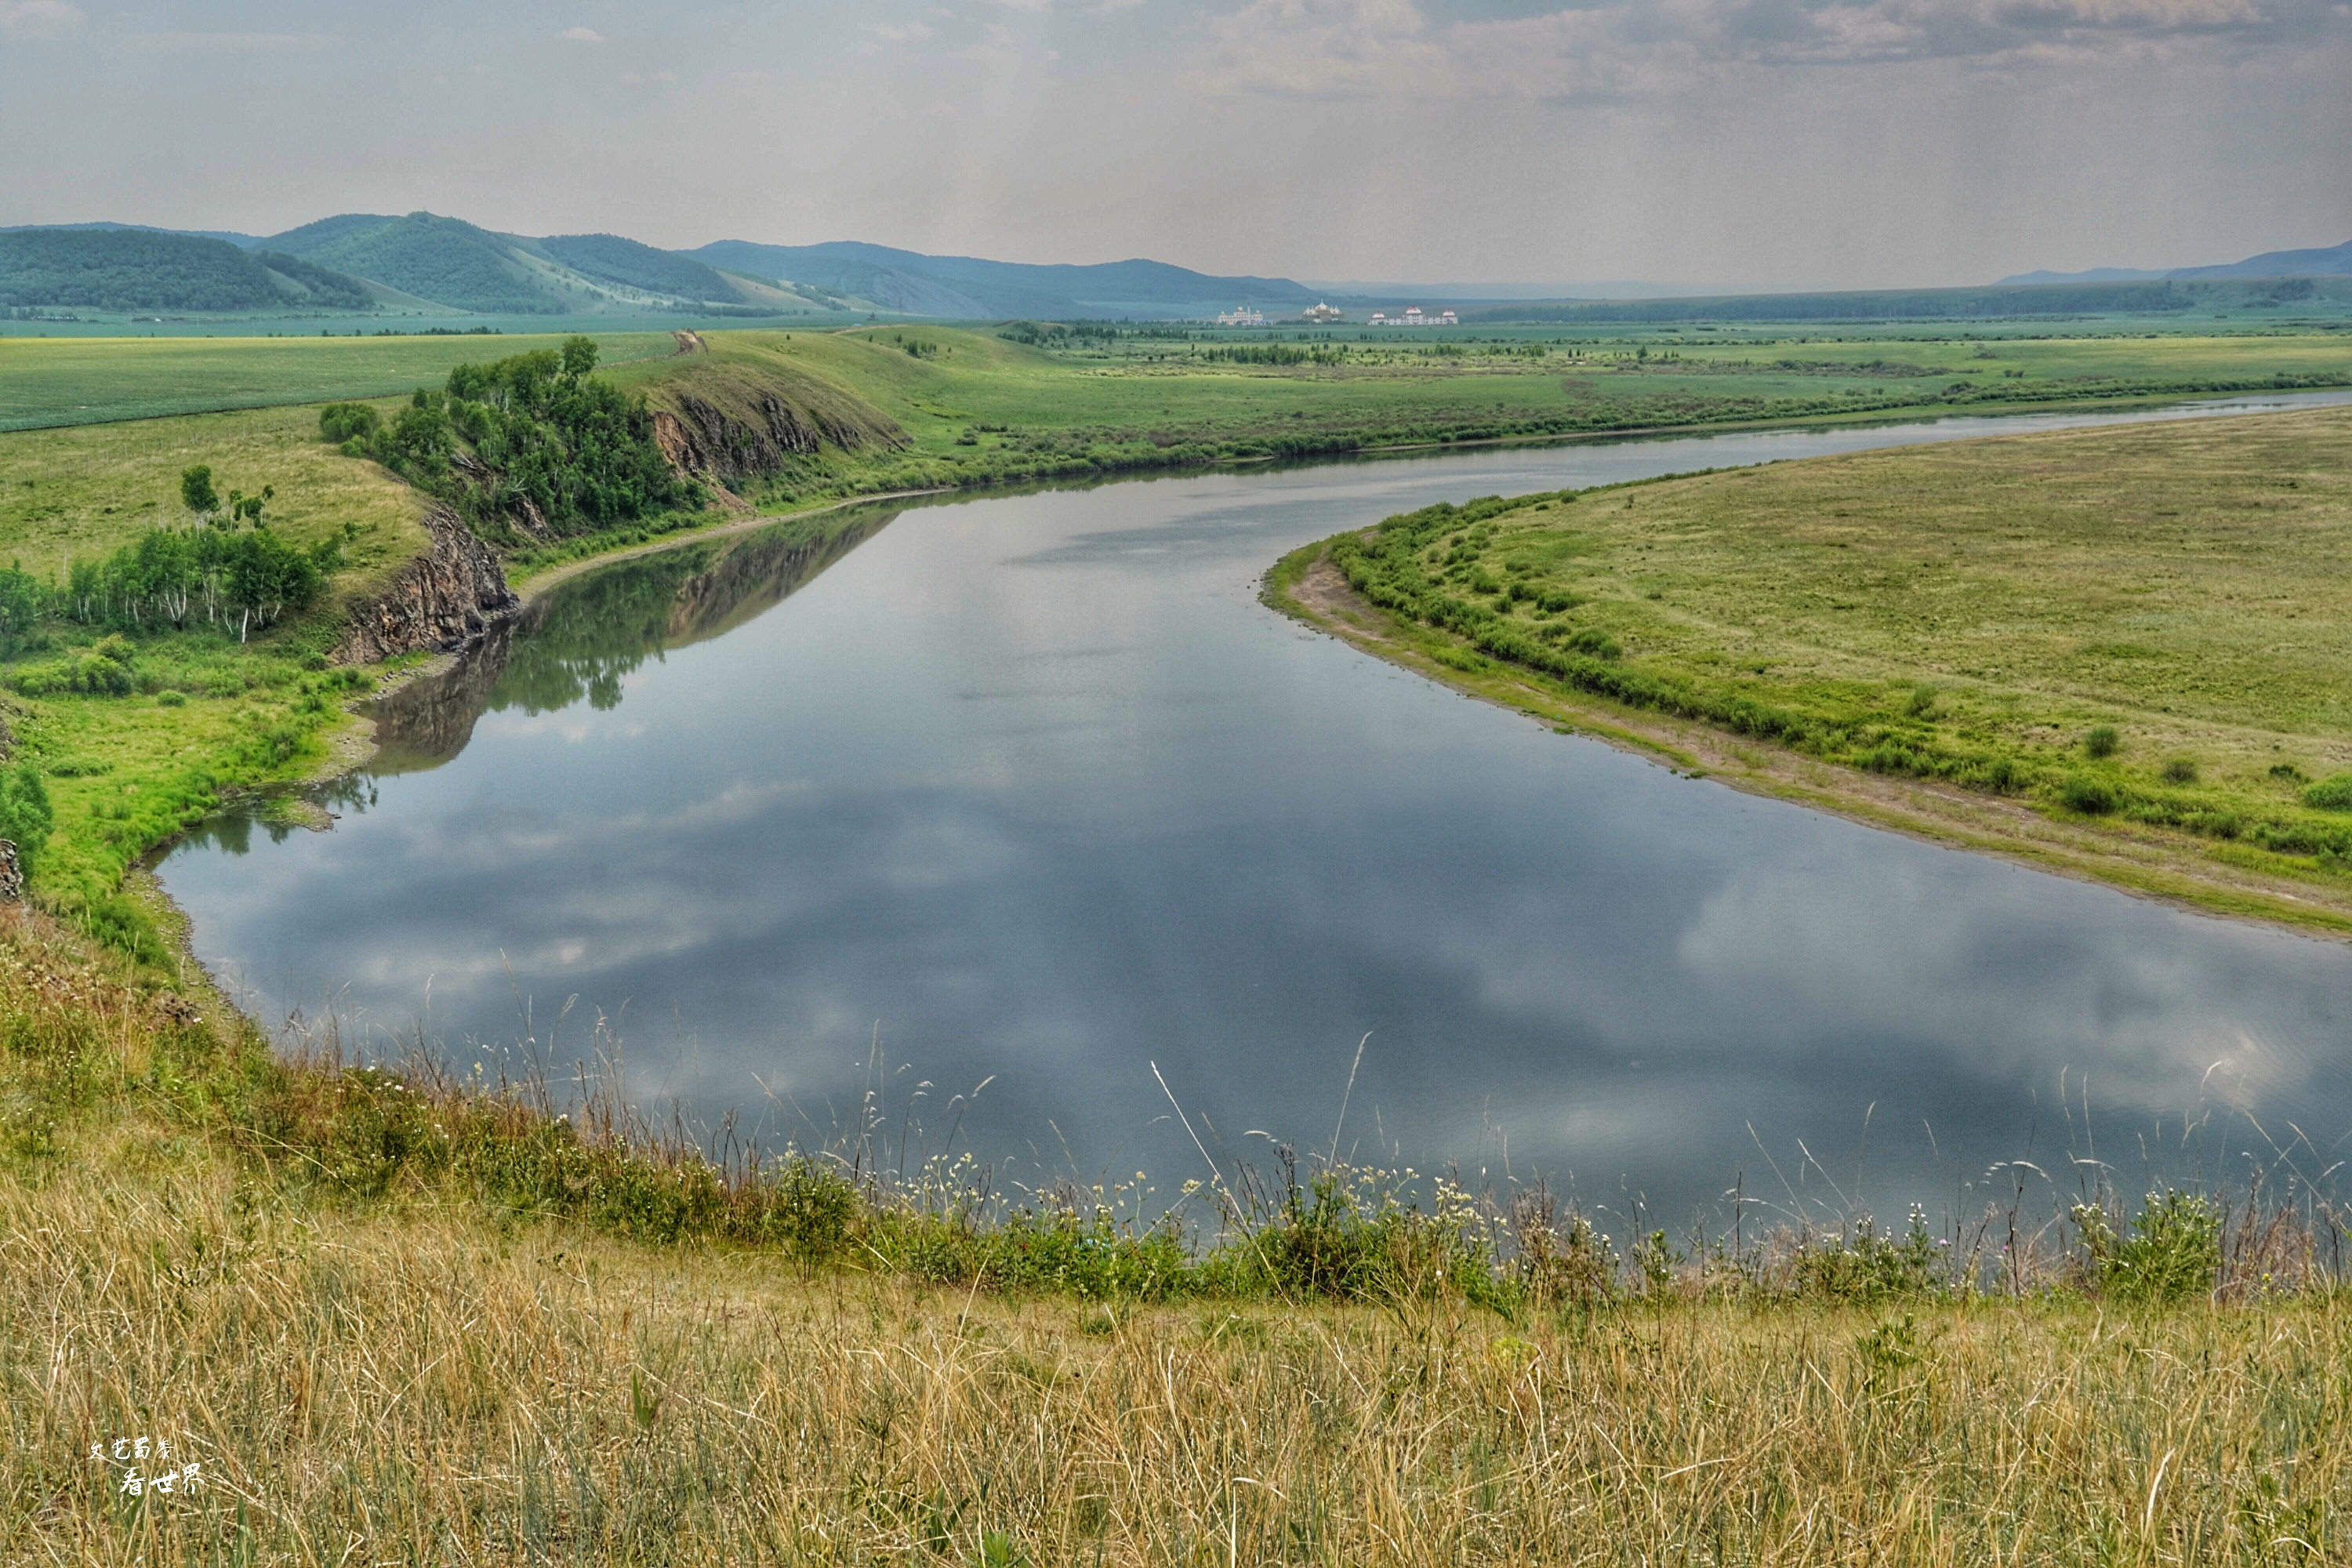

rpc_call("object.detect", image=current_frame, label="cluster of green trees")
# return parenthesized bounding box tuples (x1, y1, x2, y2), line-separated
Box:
(0, 466, 340, 659)
(325, 338, 702, 546)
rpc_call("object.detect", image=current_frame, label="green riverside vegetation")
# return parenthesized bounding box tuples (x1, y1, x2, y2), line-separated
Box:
(1276, 403, 2352, 931)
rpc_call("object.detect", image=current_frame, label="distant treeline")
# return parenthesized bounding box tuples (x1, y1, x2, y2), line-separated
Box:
(325, 338, 702, 547)
(1468, 278, 2350, 325)
(0, 229, 373, 312)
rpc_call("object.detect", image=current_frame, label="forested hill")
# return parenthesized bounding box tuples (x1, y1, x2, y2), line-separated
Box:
(690, 239, 1319, 320)
(535, 234, 740, 302)
(0, 229, 373, 313)
(263, 213, 569, 315)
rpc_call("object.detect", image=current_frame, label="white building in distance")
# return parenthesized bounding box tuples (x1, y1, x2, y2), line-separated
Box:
(1368, 307, 1459, 327)
(1214, 305, 1269, 326)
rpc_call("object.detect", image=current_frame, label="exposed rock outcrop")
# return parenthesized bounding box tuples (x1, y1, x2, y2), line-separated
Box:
(0, 840, 20, 903)
(331, 508, 519, 665)
(652, 391, 906, 488)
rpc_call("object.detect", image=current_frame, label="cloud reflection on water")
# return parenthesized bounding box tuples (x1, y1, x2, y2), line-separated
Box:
(162, 418, 2352, 1220)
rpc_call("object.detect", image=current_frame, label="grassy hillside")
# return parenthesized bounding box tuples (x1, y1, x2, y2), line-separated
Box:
(0, 229, 372, 314)
(535, 233, 746, 303)
(1275, 404, 2352, 931)
(4, 908, 2348, 1563)
(266, 212, 562, 314)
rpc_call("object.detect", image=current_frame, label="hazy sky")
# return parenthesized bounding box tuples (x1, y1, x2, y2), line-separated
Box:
(3, 0, 2347, 288)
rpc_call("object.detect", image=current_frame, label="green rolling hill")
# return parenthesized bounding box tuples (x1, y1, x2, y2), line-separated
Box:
(263, 212, 569, 314)
(0, 228, 373, 314)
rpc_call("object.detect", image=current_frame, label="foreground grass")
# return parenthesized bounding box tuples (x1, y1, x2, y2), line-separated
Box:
(7, 913, 2352, 1563)
(1276, 404, 2352, 933)
(14, 1167, 2352, 1565)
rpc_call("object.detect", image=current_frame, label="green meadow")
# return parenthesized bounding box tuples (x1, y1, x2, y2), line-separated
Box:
(0, 330, 683, 431)
(1276, 403, 2352, 931)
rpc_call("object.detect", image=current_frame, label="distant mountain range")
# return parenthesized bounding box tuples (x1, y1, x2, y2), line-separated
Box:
(691, 239, 1319, 320)
(1998, 240, 2352, 286)
(7, 214, 2350, 321)
(0, 214, 1325, 321)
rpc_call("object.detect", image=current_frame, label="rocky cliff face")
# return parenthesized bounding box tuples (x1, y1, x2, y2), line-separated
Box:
(331, 508, 520, 665)
(652, 395, 900, 488)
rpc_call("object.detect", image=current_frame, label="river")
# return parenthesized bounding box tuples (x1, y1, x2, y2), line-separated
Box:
(158, 394, 2352, 1228)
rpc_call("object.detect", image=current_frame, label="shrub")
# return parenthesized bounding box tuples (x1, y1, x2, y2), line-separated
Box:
(318, 401, 381, 444)
(154, 689, 186, 707)
(2058, 775, 2118, 815)
(2303, 774, 2352, 811)
(1904, 684, 1938, 718)
(2084, 725, 2120, 759)
(2160, 757, 2198, 785)
(1792, 1208, 1943, 1303)
(2074, 1189, 2220, 1302)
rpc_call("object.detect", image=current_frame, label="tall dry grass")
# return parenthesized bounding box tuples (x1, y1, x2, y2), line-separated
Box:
(6, 1152, 2350, 1565)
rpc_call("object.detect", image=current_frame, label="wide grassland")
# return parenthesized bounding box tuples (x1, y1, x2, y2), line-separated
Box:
(0, 330, 682, 431)
(1279, 405, 2352, 931)
(665, 324, 2352, 467)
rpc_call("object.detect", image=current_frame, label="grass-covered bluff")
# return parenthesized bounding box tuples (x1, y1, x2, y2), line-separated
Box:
(1276, 404, 2352, 931)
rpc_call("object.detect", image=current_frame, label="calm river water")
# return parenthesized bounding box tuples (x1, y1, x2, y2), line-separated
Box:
(158, 396, 2352, 1225)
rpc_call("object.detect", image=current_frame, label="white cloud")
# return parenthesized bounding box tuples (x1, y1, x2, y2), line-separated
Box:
(1193, 0, 1443, 96)
(0, 0, 81, 40)
(561, 26, 608, 43)
(1190, 0, 2343, 98)
(872, 19, 938, 41)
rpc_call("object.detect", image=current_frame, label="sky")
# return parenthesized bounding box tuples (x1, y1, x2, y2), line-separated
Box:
(2, 0, 2348, 290)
